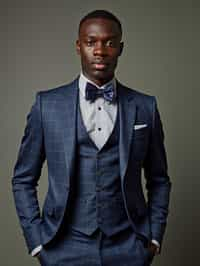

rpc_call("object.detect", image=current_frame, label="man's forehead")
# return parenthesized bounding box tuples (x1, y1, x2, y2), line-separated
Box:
(79, 18, 120, 36)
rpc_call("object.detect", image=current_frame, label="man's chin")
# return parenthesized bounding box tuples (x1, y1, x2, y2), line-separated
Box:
(92, 71, 113, 82)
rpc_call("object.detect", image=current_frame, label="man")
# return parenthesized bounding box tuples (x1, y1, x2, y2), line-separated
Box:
(12, 10, 171, 266)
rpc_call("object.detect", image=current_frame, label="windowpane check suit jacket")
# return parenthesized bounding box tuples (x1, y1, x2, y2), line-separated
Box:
(12, 76, 172, 255)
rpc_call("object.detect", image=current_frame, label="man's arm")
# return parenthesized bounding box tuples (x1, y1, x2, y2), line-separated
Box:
(12, 92, 46, 253)
(143, 96, 172, 254)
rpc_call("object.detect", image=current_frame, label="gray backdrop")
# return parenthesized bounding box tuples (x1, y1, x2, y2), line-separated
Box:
(1, 0, 199, 265)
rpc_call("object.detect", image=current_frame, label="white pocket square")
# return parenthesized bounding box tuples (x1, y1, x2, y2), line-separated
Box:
(134, 124, 147, 130)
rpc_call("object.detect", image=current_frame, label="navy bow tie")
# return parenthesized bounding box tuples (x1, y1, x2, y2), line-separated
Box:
(85, 82, 116, 103)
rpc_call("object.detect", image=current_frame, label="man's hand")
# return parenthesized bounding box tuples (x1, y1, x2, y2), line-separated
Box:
(36, 252, 41, 264)
(148, 242, 159, 256)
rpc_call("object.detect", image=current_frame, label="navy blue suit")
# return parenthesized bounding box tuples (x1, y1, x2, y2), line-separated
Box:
(12, 77, 171, 265)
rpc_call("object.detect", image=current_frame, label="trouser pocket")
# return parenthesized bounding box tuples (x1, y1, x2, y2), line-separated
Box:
(136, 236, 155, 264)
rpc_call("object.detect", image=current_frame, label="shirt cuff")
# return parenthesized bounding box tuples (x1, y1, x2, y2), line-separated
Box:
(151, 239, 160, 247)
(151, 239, 160, 254)
(31, 245, 43, 257)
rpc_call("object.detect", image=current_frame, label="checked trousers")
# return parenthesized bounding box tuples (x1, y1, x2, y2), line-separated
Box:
(38, 225, 154, 266)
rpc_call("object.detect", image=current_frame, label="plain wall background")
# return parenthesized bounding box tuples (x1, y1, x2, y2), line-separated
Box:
(1, 0, 199, 265)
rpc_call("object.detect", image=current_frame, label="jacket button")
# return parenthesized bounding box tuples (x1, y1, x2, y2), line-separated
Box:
(98, 218, 103, 224)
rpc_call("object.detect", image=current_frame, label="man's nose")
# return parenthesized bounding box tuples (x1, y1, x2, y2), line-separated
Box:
(93, 42, 107, 56)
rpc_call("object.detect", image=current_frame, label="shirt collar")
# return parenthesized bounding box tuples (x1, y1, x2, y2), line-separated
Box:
(79, 72, 117, 98)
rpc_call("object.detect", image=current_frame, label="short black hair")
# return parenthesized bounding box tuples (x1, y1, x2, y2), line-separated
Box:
(79, 10, 122, 37)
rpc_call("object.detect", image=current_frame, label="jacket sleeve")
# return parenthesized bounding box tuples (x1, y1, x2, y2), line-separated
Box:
(143, 96, 172, 254)
(11, 92, 46, 253)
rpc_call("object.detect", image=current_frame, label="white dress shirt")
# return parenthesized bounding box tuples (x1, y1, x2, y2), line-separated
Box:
(78, 72, 117, 150)
(31, 72, 160, 256)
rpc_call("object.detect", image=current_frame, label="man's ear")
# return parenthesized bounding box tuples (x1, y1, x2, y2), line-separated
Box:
(119, 42, 124, 56)
(76, 39, 81, 55)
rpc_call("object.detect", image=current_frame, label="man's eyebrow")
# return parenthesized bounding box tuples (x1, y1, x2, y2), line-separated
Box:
(83, 34, 118, 39)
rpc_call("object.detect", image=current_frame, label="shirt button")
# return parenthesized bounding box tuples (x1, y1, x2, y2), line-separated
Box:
(98, 128, 101, 131)
(98, 107, 101, 110)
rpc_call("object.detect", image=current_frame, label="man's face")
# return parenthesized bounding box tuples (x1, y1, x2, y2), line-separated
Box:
(76, 18, 124, 86)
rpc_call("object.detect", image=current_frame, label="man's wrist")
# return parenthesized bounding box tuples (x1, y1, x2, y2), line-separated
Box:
(149, 239, 160, 255)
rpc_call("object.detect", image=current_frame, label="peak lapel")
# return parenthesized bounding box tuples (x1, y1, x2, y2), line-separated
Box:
(60, 78, 79, 186)
(117, 81, 137, 182)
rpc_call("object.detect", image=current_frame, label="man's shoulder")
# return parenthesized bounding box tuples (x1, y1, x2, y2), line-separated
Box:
(38, 77, 78, 99)
(117, 81, 156, 104)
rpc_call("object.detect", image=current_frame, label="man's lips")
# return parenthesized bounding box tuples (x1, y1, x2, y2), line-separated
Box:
(92, 62, 109, 70)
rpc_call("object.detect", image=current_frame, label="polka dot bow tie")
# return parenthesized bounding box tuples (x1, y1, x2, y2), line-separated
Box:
(85, 82, 117, 103)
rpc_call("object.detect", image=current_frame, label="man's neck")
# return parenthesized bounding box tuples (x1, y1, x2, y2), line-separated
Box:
(80, 72, 115, 88)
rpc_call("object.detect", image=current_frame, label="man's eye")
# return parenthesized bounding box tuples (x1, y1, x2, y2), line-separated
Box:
(86, 40, 94, 46)
(106, 40, 114, 47)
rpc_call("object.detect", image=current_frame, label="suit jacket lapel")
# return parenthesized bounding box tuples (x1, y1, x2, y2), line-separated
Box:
(60, 77, 79, 186)
(117, 80, 137, 183)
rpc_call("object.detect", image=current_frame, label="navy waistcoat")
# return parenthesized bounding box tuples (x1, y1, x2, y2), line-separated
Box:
(67, 92, 131, 236)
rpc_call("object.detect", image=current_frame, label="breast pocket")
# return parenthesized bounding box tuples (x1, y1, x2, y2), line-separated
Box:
(132, 127, 149, 161)
(134, 125, 148, 139)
